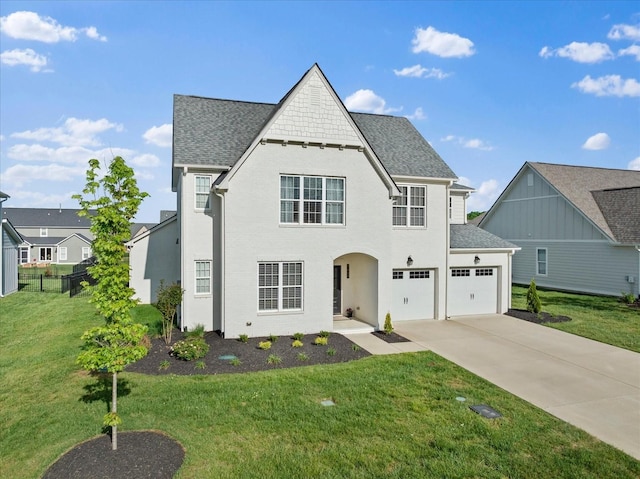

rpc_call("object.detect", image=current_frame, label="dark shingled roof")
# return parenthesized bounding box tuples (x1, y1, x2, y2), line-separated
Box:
(592, 187, 640, 244)
(172, 96, 456, 179)
(450, 224, 519, 249)
(2, 208, 93, 228)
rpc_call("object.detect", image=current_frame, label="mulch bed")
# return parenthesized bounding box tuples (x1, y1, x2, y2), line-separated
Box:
(372, 331, 411, 343)
(43, 431, 184, 479)
(127, 330, 371, 376)
(506, 308, 572, 324)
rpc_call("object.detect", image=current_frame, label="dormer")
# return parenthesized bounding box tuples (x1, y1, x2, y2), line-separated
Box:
(449, 183, 475, 224)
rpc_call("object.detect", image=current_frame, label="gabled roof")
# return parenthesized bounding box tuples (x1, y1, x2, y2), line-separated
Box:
(0, 191, 9, 200)
(2, 208, 93, 228)
(529, 162, 640, 242)
(450, 224, 519, 250)
(592, 187, 640, 244)
(2, 219, 23, 243)
(172, 65, 456, 185)
(451, 183, 474, 191)
(480, 162, 640, 244)
(57, 233, 92, 246)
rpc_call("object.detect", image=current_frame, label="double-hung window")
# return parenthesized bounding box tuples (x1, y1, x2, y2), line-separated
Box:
(280, 175, 344, 225)
(82, 247, 91, 260)
(195, 175, 211, 210)
(59, 247, 67, 261)
(195, 261, 212, 294)
(258, 262, 303, 312)
(536, 248, 547, 276)
(393, 185, 426, 227)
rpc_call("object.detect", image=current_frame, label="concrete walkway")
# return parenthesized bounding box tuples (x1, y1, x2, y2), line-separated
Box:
(348, 314, 640, 460)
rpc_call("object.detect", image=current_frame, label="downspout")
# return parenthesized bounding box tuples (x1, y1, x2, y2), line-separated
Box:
(636, 246, 640, 299)
(444, 181, 453, 319)
(214, 187, 226, 336)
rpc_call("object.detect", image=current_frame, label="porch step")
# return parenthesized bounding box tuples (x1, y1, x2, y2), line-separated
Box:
(333, 319, 375, 335)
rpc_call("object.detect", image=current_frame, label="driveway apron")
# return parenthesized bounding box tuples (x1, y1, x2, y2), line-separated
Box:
(394, 314, 640, 460)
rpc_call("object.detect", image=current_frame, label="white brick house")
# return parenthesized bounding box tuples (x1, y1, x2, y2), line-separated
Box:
(130, 64, 518, 337)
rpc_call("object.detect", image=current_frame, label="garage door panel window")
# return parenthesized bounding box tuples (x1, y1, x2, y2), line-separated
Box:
(409, 270, 430, 279)
(451, 269, 470, 277)
(392, 271, 404, 279)
(475, 268, 493, 276)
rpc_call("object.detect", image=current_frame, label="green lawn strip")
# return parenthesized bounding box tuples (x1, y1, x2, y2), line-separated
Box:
(512, 286, 640, 352)
(1, 292, 638, 479)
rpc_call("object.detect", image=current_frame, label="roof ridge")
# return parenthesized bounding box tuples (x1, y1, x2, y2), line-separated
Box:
(530, 161, 640, 174)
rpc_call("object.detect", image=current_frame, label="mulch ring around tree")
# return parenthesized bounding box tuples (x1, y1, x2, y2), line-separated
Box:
(506, 308, 572, 324)
(371, 331, 411, 343)
(43, 430, 185, 479)
(126, 330, 371, 376)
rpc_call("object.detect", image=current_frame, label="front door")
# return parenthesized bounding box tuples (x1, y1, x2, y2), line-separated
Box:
(333, 265, 341, 315)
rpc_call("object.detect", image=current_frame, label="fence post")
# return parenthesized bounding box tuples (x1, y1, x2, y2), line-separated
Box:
(40, 274, 43, 292)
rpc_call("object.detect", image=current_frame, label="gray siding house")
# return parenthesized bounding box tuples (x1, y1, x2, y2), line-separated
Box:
(2, 208, 93, 265)
(480, 162, 640, 298)
(1, 192, 22, 296)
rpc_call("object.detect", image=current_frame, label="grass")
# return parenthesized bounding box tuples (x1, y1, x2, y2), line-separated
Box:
(512, 286, 640, 353)
(1, 292, 638, 478)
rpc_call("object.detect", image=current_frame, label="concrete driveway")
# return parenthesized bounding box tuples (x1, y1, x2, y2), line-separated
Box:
(394, 314, 640, 460)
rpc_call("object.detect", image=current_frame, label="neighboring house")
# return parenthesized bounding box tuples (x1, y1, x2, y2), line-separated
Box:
(480, 162, 640, 298)
(2, 208, 93, 265)
(129, 64, 518, 337)
(1, 192, 22, 296)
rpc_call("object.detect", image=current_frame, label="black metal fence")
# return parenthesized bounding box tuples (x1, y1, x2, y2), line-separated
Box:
(18, 271, 96, 297)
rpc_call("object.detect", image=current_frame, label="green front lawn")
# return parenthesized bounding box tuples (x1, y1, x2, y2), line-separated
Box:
(512, 286, 640, 353)
(1, 292, 638, 478)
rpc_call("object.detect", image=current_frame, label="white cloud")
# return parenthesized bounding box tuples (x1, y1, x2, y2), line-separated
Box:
(440, 134, 493, 151)
(608, 23, 640, 41)
(412, 26, 475, 58)
(4, 189, 78, 208)
(571, 74, 640, 97)
(7, 144, 134, 165)
(539, 42, 614, 63)
(0, 48, 49, 72)
(629, 157, 640, 170)
(582, 132, 610, 150)
(143, 123, 173, 147)
(464, 178, 500, 211)
(405, 107, 426, 121)
(619, 44, 640, 61)
(393, 64, 451, 79)
(344, 89, 401, 114)
(0, 11, 107, 43)
(11, 117, 124, 147)
(1, 163, 86, 188)
(130, 153, 160, 168)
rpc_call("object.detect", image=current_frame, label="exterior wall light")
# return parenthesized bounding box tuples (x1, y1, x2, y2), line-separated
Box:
(407, 255, 413, 267)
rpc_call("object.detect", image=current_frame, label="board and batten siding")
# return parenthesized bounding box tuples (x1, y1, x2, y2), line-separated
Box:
(484, 166, 639, 297)
(2, 226, 19, 296)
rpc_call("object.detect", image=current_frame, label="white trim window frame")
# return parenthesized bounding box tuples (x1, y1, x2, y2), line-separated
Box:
(258, 261, 303, 312)
(393, 185, 426, 227)
(194, 175, 212, 210)
(40, 228, 48, 237)
(536, 248, 548, 276)
(195, 260, 212, 295)
(39, 247, 52, 261)
(59, 247, 67, 261)
(280, 175, 344, 225)
(19, 247, 29, 264)
(82, 247, 91, 260)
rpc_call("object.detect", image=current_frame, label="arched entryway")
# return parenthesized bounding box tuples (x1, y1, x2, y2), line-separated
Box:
(333, 253, 378, 328)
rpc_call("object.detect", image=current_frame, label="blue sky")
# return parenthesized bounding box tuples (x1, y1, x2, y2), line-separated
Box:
(1, 1, 638, 222)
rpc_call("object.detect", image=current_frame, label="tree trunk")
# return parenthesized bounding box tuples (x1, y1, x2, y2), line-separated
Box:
(112, 371, 118, 451)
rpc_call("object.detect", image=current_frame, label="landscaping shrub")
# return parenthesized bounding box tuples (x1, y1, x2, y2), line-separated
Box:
(292, 332, 304, 341)
(292, 339, 303, 348)
(171, 337, 209, 361)
(384, 312, 393, 335)
(238, 334, 249, 343)
(314, 336, 328, 346)
(526, 279, 542, 313)
(258, 340, 272, 350)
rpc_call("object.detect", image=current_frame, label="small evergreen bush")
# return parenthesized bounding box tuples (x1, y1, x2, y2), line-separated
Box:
(238, 334, 249, 343)
(384, 312, 393, 335)
(314, 336, 328, 346)
(526, 279, 542, 313)
(258, 340, 272, 350)
(292, 339, 303, 348)
(319, 330, 330, 338)
(292, 332, 304, 341)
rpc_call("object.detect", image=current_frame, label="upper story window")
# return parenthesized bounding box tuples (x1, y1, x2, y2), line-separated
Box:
(40, 228, 48, 237)
(280, 175, 344, 225)
(393, 185, 426, 227)
(195, 175, 211, 209)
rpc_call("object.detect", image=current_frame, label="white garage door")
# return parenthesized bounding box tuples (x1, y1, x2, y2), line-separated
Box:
(448, 267, 498, 316)
(392, 269, 435, 321)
